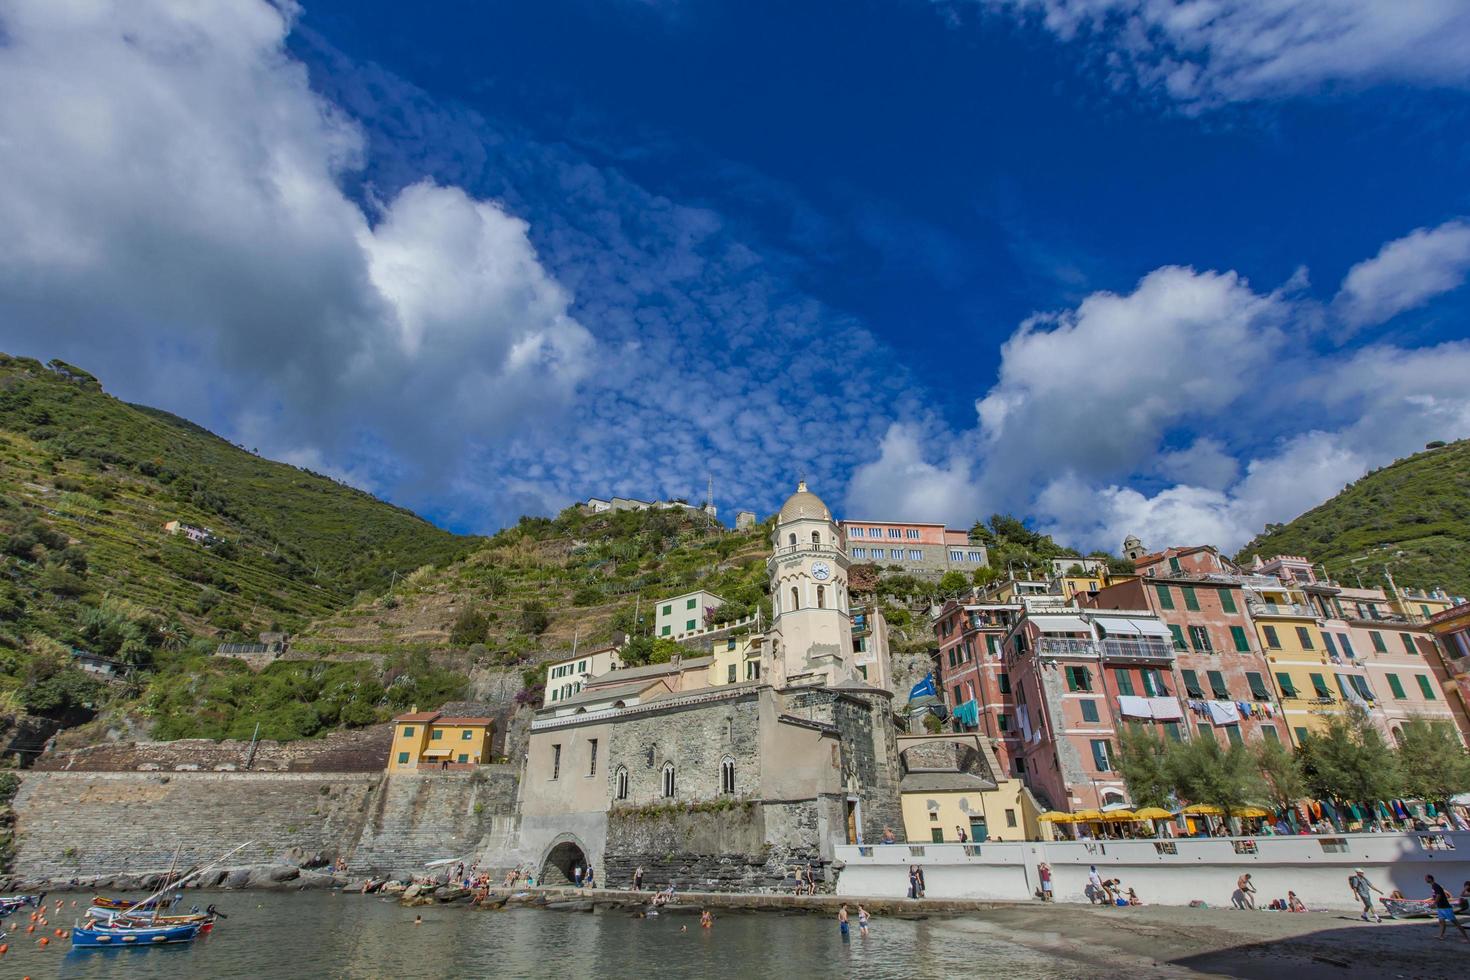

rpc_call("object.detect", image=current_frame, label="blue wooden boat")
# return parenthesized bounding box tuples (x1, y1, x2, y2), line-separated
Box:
(71, 921, 201, 947)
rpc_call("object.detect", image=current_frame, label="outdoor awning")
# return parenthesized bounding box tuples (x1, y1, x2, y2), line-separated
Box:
(1032, 615, 1089, 634)
(421, 748, 452, 757)
(1105, 618, 1172, 638)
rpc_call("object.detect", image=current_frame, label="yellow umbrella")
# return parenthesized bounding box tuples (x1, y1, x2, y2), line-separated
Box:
(1133, 806, 1175, 820)
(1234, 806, 1272, 818)
(1037, 811, 1075, 822)
(1182, 803, 1223, 816)
(1071, 809, 1104, 821)
(1101, 809, 1137, 821)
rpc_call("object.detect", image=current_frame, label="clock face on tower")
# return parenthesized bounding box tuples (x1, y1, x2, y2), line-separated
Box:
(811, 561, 832, 581)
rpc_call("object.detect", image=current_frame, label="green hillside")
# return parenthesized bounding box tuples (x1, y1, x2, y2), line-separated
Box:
(0, 353, 478, 736)
(1236, 439, 1470, 598)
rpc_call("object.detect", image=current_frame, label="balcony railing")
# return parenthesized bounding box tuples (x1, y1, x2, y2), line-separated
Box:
(1247, 600, 1316, 618)
(1034, 637, 1100, 660)
(1100, 637, 1174, 663)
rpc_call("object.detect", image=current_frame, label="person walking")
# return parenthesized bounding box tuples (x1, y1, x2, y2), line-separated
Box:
(956, 826, 968, 843)
(838, 903, 850, 941)
(573, 864, 584, 889)
(1237, 873, 1257, 910)
(585, 866, 596, 889)
(1426, 875, 1470, 942)
(1087, 865, 1103, 904)
(1348, 868, 1383, 922)
(1038, 862, 1053, 902)
(634, 866, 645, 891)
(857, 904, 870, 937)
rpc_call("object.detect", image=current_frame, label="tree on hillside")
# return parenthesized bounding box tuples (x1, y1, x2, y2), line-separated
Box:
(1165, 736, 1262, 817)
(619, 635, 683, 667)
(936, 571, 969, 598)
(518, 601, 549, 636)
(450, 606, 489, 647)
(1253, 739, 1307, 818)
(1395, 718, 1470, 807)
(1115, 724, 1174, 809)
(1298, 707, 1398, 827)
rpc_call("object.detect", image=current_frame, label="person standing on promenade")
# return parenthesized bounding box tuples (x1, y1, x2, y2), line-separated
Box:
(838, 904, 850, 941)
(1087, 866, 1103, 904)
(857, 904, 870, 937)
(1348, 869, 1383, 922)
(915, 866, 926, 898)
(585, 866, 596, 889)
(1426, 875, 1470, 942)
(1038, 862, 1053, 902)
(907, 865, 918, 899)
(634, 866, 644, 891)
(956, 826, 968, 843)
(573, 864, 584, 889)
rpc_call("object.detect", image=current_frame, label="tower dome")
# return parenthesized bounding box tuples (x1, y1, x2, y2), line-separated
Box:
(778, 480, 831, 522)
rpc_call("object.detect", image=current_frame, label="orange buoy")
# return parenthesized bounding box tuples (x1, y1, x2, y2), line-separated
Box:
(54, 928, 64, 937)
(0, 942, 8, 953)
(25, 925, 34, 934)
(38, 936, 49, 946)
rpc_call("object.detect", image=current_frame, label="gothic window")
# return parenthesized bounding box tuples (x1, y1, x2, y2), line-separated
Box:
(615, 765, 629, 800)
(720, 756, 736, 795)
(661, 761, 676, 798)
(791, 586, 800, 611)
(817, 585, 826, 609)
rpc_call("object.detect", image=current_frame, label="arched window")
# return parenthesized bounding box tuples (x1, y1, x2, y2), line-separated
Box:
(817, 585, 826, 609)
(615, 765, 629, 800)
(788, 533, 797, 546)
(1102, 790, 1126, 806)
(661, 762, 676, 798)
(811, 531, 821, 545)
(720, 757, 736, 795)
(790, 586, 800, 610)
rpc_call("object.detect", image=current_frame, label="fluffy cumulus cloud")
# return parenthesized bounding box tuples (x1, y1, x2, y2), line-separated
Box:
(1333, 219, 1470, 329)
(974, 0, 1470, 108)
(847, 246, 1470, 554)
(0, 0, 590, 494)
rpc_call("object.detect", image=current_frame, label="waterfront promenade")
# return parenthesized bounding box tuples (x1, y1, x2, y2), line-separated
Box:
(834, 830, 1470, 911)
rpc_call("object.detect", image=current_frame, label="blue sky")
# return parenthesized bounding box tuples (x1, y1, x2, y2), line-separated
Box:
(4, 1, 1470, 551)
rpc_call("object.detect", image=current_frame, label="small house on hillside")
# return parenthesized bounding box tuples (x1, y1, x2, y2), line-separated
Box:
(388, 710, 495, 772)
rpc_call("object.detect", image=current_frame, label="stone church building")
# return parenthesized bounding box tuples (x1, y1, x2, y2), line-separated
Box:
(507, 483, 904, 890)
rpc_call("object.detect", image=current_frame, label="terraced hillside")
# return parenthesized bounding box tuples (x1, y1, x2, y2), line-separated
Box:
(1237, 439, 1470, 598)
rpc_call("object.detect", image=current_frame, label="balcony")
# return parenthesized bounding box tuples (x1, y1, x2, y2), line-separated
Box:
(1100, 637, 1174, 663)
(1247, 600, 1316, 618)
(1034, 637, 1100, 660)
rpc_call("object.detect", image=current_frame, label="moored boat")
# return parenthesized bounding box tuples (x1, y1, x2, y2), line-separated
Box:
(71, 921, 201, 947)
(91, 894, 175, 913)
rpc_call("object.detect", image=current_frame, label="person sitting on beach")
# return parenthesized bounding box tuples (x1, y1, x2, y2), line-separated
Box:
(1127, 888, 1142, 906)
(1455, 881, 1470, 915)
(1388, 889, 1406, 900)
(1287, 891, 1306, 912)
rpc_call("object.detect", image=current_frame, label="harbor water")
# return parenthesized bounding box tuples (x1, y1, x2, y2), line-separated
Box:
(2, 891, 1094, 979)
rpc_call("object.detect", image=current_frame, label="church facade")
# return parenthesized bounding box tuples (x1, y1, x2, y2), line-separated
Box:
(507, 483, 904, 890)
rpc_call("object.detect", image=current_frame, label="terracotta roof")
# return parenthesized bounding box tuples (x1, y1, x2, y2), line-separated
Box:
(436, 717, 493, 726)
(393, 712, 440, 723)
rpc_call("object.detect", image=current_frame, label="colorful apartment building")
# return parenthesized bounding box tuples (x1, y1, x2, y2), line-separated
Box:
(933, 599, 1023, 775)
(388, 711, 494, 772)
(1426, 602, 1470, 735)
(837, 520, 988, 577)
(1003, 606, 1180, 812)
(543, 643, 624, 706)
(1089, 561, 1285, 746)
(655, 590, 724, 638)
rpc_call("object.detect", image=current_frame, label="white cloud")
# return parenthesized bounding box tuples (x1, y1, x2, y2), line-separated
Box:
(978, 0, 1470, 108)
(1156, 437, 1237, 490)
(845, 424, 982, 524)
(1333, 219, 1470, 329)
(0, 0, 590, 485)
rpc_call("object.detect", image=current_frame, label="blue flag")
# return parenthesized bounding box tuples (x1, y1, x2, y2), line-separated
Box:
(908, 673, 936, 701)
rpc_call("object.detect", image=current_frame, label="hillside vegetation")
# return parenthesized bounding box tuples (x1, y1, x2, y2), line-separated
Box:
(0, 354, 478, 741)
(1237, 440, 1470, 598)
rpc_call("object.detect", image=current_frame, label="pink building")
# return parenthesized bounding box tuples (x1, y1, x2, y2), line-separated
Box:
(934, 599, 1022, 775)
(838, 520, 988, 577)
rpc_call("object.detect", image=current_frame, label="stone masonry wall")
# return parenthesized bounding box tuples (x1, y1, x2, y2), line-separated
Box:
(602, 800, 820, 892)
(9, 767, 521, 882)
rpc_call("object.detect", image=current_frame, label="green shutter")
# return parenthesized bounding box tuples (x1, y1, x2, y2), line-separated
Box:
(1262, 726, 1280, 743)
(1275, 671, 1297, 697)
(1294, 727, 1309, 744)
(1155, 584, 1174, 610)
(1230, 625, 1250, 652)
(1246, 672, 1269, 699)
(998, 671, 1010, 693)
(1164, 721, 1183, 742)
(1219, 589, 1237, 614)
(1370, 631, 1387, 653)
(1207, 670, 1229, 699)
(1168, 624, 1186, 650)
(1296, 627, 1314, 650)
(1181, 669, 1203, 698)
(1310, 672, 1330, 697)
(1416, 674, 1437, 700)
(1181, 586, 1199, 611)
(1400, 633, 1417, 655)
(1080, 700, 1099, 722)
(1091, 739, 1111, 771)
(1387, 674, 1406, 699)
(1115, 669, 1135, 695)
(1224, 725, 1243, 746)
(1263, 625, 1280, 649)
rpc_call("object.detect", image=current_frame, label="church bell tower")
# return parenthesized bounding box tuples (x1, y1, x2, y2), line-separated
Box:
(766, 481, 856, 688)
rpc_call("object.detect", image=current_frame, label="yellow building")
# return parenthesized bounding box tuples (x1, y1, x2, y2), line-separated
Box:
(709, 632, 763, 686)
(1249, 583, 1334, 745)
(388, 711, 494, 772)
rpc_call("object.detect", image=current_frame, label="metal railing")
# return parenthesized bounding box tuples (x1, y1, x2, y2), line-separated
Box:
(1100, 637, 1174, 663)
(1247, 600, 1316, 618)
(1034, 637, 1100, 659)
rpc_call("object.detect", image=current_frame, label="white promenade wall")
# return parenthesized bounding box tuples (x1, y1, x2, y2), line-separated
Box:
(835, 832, 1470, 911)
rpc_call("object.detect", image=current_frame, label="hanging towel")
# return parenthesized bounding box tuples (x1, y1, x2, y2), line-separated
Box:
(1117, 695, 1153, 719)
(1206, 700, 1240, 725)
(1147, 697, 1183, 720)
